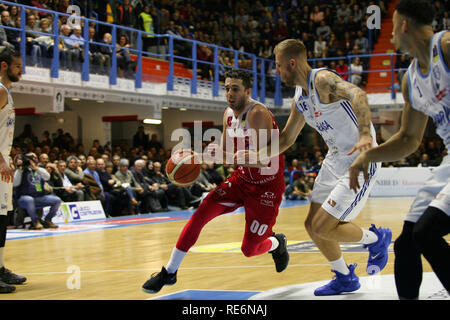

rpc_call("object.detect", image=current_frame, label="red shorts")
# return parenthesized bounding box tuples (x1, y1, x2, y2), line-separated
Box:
(176, 173, 285, 256)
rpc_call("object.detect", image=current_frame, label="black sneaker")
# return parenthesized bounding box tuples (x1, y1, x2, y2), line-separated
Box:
(0, 267, 27, 285)
(270, 233, 289, 273)
(142, 266, 177, 294)
(0, 280, 15, 293)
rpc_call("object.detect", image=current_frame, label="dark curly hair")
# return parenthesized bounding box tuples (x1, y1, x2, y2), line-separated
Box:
(395, 0, 436, 26)
(224, 69, 253, 89)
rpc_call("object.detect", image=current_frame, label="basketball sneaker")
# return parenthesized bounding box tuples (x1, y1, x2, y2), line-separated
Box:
(314, 263, 360, 296)
(0, 280, 15, 293)
(270, 233, 289, 273)
(364, 224, 392, 275)
(0, 267, 27, 285)
(142, 266, 177, 294)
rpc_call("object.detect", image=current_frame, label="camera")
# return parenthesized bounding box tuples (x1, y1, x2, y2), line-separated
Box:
(19, 153, 35, 169)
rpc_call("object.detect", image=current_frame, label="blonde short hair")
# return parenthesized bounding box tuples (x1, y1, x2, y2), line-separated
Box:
(273, 39, 307, 60)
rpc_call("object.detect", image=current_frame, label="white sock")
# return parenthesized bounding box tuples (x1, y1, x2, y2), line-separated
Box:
(358, 228, 378, 245)
(166, 248, 187, 274)
(0, 247, 4, 268)
(268, 236, 279, 252)
(330, 256, 350, 275)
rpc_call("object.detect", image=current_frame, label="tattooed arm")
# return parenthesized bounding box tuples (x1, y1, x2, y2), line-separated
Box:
(315, 70, 373, 154)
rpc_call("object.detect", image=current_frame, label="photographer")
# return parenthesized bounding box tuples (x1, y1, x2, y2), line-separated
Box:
(13, 153, 61, 229)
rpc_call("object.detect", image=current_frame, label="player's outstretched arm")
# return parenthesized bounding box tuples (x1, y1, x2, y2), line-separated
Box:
(349, 72, 429, 192)
(315, 70, 373, 154)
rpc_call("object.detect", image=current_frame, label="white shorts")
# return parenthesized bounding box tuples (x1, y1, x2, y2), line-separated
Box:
(406, 155, 450, 223)
(0, 179, 13, 216)
(310, 157, 380, 222)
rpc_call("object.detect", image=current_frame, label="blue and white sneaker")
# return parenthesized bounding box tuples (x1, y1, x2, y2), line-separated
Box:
(314, 263, 360, 296)
(364, 224, 392, 275)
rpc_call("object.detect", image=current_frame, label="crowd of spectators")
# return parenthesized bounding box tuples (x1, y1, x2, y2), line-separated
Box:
(1, 1, 448, 87)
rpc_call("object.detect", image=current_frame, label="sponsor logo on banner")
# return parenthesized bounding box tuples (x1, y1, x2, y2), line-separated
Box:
(43, 201, 106, 223)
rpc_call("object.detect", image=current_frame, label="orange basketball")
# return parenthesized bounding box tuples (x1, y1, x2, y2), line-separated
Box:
(165, 149, 201, 187)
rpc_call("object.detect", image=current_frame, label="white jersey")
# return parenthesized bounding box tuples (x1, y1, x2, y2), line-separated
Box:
(405, 30, 450, 222)
(407, 30, 450, 150)
(0, 82, 14, 158)
(294, 68, 377, 164)
(0, 82, 14, 215)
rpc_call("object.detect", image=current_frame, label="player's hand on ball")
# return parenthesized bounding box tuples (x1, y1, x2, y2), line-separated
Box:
(349, 152, 370, 193)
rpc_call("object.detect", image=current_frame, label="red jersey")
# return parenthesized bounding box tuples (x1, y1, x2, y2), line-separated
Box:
(224, 98, 285, 185)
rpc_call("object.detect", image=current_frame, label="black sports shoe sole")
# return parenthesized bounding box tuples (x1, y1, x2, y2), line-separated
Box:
(142, 281, 176, 294)
(272, 233, 289, 273)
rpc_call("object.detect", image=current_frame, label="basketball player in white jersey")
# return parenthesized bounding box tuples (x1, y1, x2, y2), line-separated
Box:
(350, 0, 449, 299)
(239, 39, 392, 296)
(0, 47, 26, 293)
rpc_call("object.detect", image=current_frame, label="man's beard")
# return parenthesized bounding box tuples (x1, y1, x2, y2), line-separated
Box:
(7, 69, 20, 82)
(230, 96, 246, 111)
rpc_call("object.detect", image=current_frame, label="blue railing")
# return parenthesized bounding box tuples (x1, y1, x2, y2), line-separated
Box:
(0, 0, 407, 104)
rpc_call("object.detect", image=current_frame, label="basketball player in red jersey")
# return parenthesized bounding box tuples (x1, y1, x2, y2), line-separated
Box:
(142, 69, 288, 294)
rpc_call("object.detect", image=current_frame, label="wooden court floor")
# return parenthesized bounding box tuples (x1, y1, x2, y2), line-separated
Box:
(1, 197, 444, 300)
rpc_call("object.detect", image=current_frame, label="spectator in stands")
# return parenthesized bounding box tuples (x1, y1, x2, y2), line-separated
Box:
(259, 39, 273, 59)
(333, 16, 347, 41)
(133, 125, 148, 150)
(197, 44, 213, 80)
(114, 158, 142, 214)
(337, 1, 352, 23)
(116, 34, 136, 78)
(144, 161, 169, 211)
(354, 30, 369, 54)
(50, 160, 85, 202)
(154, 159, 196, 210)
(38, 153, 50, 168)
(327, 33, 340, 57)
(287, 158, 303, 182)
(99, 32, 113, 68)
(14, 153, 61, 229)
(310, 5, 324, 25)
(340, 31, 354, 55)
(84, 158, 112, 216)
(260, 21, 273, 46)
(0, 10, 18, 50)
(316, 20, 331, 40)
(138, 3, 156, 53)
(25, 13, 43, 66)
(131, 159, 163, 212)
(336, 59, 349, 81)
(205, 163, 223, 185)
(96, 158, 122, 216)
(272, 6, 287, 25)
(314, 34, 327, 58)
(418, 153, 432, 167)
(88, 27, 110, 75)
(273, 18, 289, 44)
(349, 57, 363, 86)
(190, 163, 216, 199)
(285, 173, 312, 201)
(65, 25, 84, 72)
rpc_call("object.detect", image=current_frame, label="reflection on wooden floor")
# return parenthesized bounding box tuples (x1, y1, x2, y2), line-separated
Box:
(2, 197, 445, 300)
